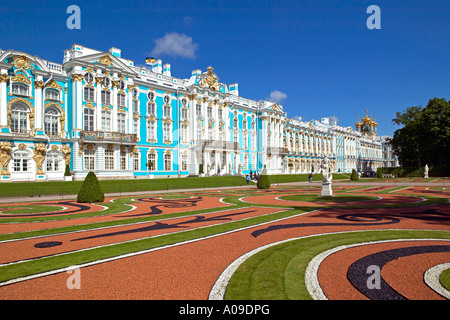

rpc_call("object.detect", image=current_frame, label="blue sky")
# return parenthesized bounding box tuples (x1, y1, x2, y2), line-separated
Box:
(1, 0, 448, 136)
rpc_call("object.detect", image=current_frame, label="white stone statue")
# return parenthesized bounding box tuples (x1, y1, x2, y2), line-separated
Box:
(424, 164, 429, 179)
(320, 155, 333, 183)
(320, 156, 333, 197)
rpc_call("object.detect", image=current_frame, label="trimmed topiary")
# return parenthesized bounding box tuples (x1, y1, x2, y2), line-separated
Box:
(350, 169, 359, 181)
(64, 164, 71, 177)
(257, 165, 271, 189)
(77, 171, 105, 203)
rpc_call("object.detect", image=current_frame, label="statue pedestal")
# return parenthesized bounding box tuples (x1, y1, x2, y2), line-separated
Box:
(321, 182, 333, 197)
(424, 174, 429, 179)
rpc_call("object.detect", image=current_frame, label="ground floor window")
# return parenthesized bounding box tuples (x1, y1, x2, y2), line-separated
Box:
(84, 149, 95, 171)
(120, 151, 127, 170)
(147, 153, 156, 171)
(133, 152, 139, 171)
(164, 153, 171, 171)
(104, 150, 114, 170)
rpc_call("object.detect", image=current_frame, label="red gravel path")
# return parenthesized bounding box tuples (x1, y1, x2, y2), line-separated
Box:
(0, 200, 448, 299)
(317, 240, 450, 300)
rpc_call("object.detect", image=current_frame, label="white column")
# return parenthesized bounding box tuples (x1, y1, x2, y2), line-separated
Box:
(34, 76, 43, 131)
(112, 83, 118, 132)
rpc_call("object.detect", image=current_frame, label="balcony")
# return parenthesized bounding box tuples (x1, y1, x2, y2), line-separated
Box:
(80, 131, 137, 143)
(196, 140, 239, 151)
(267, 147, 289, 156)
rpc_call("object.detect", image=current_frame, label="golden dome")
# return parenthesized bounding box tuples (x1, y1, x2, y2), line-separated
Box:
(355, 116, 362, 128)
(361, 109, 371, 124)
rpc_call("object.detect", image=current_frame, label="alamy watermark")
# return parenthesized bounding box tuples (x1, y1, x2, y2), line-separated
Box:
(366, 265, 381, 290)
(67, 5, 81, 30)
(66, 266, 81, 290)
(366, 5, 381, 30)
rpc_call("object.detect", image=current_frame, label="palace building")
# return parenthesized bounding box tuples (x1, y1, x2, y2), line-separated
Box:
(0, 44, 391, 182)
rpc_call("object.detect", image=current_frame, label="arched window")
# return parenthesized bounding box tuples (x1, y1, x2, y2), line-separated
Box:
(12, 83, 28, 96)
(46, 150, 63, 172)
(45, 89, 60, 101)
(44, 107, 60, 137)
(12, 149, 31, 172)
(10, 104, 29, 133)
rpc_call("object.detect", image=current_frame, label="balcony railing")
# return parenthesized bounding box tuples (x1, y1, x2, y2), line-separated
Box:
(196, 140, 239, 151)
(80, 131, 137, 143)
(267, 147, 289, 155)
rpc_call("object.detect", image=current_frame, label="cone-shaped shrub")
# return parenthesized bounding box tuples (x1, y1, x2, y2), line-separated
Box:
(77, 171, 104, 203)
(350, 169, 359, 181)
(257, 165, 271, 189)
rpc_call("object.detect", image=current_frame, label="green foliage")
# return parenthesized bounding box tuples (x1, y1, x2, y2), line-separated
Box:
(378, 166, 450, 177)
(199, 164, 204, 174)
(146, 160, 154, 171)
(64, 164, 71, 176)
(376, 167, 383, 178)
(257, 165, 270, 189)
(350, 169, 359, 181)
(77, 171, 105, 203)
(391, 98, 450, 166)
(257, 174, 271, 189)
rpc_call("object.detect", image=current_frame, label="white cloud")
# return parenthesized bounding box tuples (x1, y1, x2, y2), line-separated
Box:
(151, 32, 199, 59)
(268, 90, 287, 104)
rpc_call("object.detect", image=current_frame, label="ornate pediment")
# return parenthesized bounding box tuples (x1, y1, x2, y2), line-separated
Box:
(199, 66, 219, 91)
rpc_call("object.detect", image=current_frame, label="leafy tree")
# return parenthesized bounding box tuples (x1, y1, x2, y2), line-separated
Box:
(77, 171, 104, 203)
(391, 98, 450, 167)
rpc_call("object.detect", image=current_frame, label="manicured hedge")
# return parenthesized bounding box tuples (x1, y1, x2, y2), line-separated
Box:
(257, 165, 271, 189)
(77, 171, 105, 203)
(350, 169, 359, 181)
(376, 166, 450, 177)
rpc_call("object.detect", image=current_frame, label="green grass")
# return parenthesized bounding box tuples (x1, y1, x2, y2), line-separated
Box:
(0, 176, 253, 198)
(0, 205, 64, 214)
(268, 173, 348, 184)
(0, 207, 307, 284)
(440, 268, 450, 291)
(224, 229, 450, 300)
(278, 194, 379, 202)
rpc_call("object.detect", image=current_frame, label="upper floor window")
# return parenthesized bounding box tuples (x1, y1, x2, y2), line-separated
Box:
(102, 77, 110, 87)
(207, 106, 213, 118)
(45, 89, 60, 101)
(101, 109, 111, 131)
(12, 83, 28, 96)
(163, 105, 171, 118)
(118, 80, 126, 90)
(84, 107, 95, 131)
(10, 104, 29, 133)
(147, 102, 156, 116)
(44, 107, 60, 137)
(84, 87, 95, 102)
(101, 90, 111, 105)
(84, 73, 94, 84)
(117, 93, 126, 107)
(148, 91, 155, 101)
(181, 108, 188, 120)
(117, 113, 126, 133)
(163, 95, 170, 105)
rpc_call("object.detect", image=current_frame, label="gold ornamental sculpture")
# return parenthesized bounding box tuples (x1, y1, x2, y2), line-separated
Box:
(200, 66, 219, 91)
(0, 141, 12, 175)
(33, 143, 47, 174)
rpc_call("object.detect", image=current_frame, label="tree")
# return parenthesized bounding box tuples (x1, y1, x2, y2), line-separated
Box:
(350, 169, 359, 181)
(257, 165, 270, 189)
(77, 171, 104, 203)
(391, 98, 450, 167)
(64, 164, 71, 176)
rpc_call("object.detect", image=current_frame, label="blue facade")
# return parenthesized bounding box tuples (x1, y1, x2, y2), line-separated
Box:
(0, 44, 388, 182)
